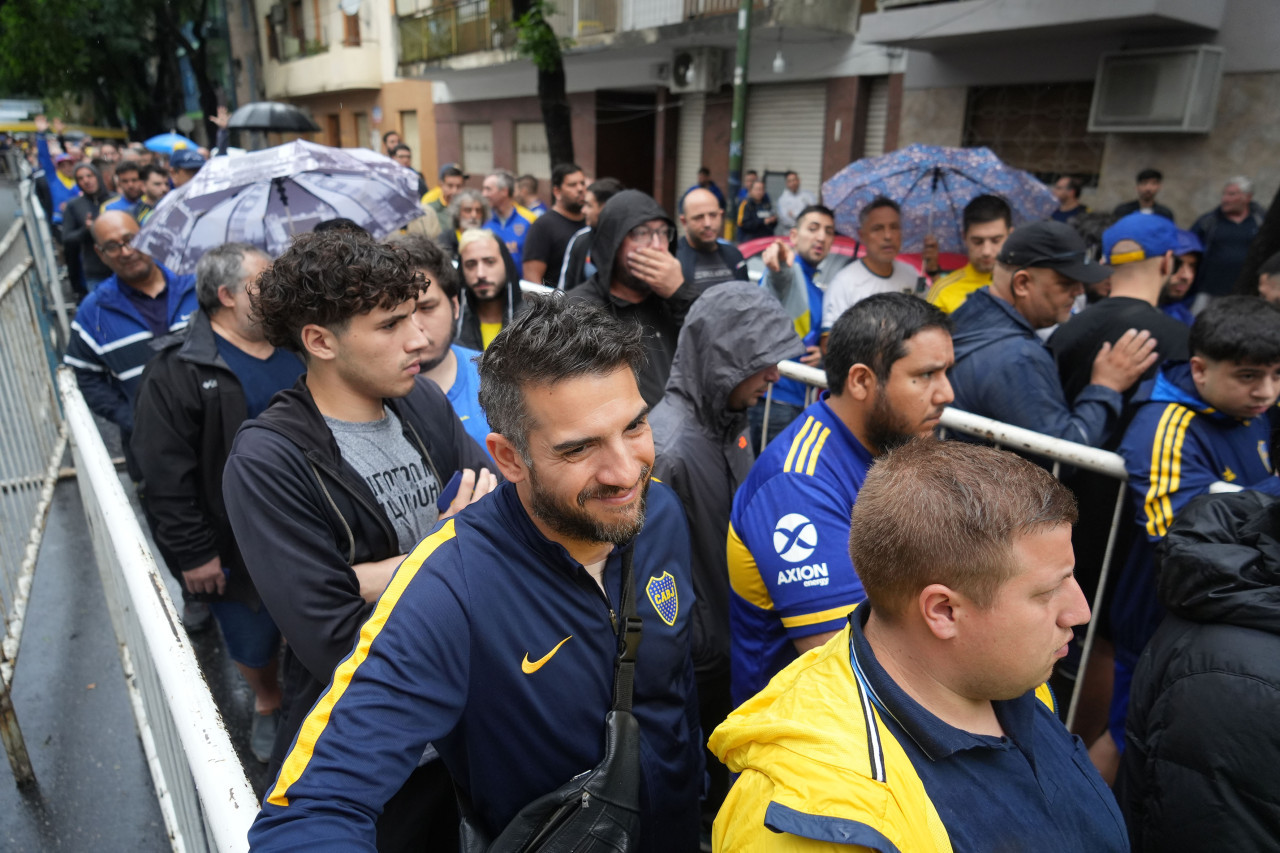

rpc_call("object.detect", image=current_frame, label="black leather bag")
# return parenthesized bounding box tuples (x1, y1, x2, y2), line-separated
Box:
(458, 550, 644, 853)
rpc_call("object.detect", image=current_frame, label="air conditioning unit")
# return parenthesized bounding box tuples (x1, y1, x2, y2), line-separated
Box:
(1088, 45, 1224, 133)
(670, 48, 724, 95)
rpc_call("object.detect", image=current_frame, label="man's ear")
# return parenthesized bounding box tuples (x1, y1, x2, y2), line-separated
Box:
(1009, 268, 1033, 299)
(217, 284, 237, 311)
(487, 433, 529, 484)
(918, 583, 961, 640)
(1189, 354, 1208, 386)
(450, 296, 460, 323)
(844, 363, 877, 404)
(300, 323, 338, 363)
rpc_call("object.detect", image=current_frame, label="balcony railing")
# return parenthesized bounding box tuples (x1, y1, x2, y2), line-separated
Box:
(397, 0, 619, 65)
(683, 0, 767, 18)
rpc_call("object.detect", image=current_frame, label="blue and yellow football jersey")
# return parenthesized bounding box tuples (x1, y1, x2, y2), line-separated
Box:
(727, 395, 873, 705)
(485, 204, 539, 272)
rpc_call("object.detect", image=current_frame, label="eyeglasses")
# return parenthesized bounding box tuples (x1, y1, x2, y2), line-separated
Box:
(97, 233, 138, 257)
(627, 224, 676, 245)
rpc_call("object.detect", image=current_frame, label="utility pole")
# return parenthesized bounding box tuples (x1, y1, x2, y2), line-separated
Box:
(726, 0, 752, 240)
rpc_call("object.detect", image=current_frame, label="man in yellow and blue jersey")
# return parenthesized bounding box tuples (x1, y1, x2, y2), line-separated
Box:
(727, 293, 954, 706)
(1107, 295, 1280, 765)
(483, 168, 539, 272)
(712, 440, 1128, 852)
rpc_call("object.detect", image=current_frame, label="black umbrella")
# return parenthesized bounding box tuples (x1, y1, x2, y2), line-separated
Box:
(227, 101, 321, 133)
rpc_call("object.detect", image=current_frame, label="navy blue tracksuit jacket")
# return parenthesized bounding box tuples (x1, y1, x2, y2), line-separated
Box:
(250, 480, 703, 852)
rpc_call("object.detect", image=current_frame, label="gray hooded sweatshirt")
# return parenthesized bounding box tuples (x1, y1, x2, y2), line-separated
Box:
(650, 282, 803, 680)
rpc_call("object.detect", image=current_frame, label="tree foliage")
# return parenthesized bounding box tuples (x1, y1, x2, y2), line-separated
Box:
(510, 0, 575, 167)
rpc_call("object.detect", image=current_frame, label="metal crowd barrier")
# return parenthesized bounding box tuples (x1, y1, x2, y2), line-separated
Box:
(0, 215, 67, 787)
(772, 360, 1129, 729)
(60, 370, 257, 852)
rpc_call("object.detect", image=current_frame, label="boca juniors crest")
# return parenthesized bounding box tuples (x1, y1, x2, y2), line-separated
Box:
(645, 572, 679, 626)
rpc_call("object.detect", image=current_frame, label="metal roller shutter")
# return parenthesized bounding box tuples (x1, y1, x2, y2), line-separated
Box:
(676, 92, 706, 206)
(743, 83, 828, 199)
(862, 76, 890, 160)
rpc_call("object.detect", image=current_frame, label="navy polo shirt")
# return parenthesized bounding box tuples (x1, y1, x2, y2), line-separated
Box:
(848, 607, 1128, 852)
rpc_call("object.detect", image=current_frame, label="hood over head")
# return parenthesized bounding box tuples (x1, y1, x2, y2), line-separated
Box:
(664, 282, 803, 428)
(1157, 490, 1280, 635)
(589, 189, 674, 290)
(73, 162, 111, 205)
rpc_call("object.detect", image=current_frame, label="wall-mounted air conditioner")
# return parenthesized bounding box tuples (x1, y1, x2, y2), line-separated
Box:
(670, 47, 724, 95)
(1088, 45, 1224, 133)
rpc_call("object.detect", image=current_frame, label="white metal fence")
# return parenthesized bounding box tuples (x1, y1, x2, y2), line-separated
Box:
(772, 360, 1129, 728)
(61, 370, 257, 852)
(0, 212, 67, 787)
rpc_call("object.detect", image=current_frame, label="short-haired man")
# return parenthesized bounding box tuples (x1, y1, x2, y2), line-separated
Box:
(381, 130, 401, 157)
(390, 143, 429, 198)
(1052, 174, 1088, 223)
(735, 179, 777, 243)
(559, 176, 623, 291)
(727, 293, 955, 705)
(102, 160, 144, 216)
(1191, 175, 1267, 298)
(386, 232, 493, 455)
(456, 227, 524, 351)
(677, 186, 749, 289)
(926, 193, 1013, 314)
(821, 196, 920, 330)
(521, 162, 587, 285)
(246, 295, 703, 853)
(1050, 213, 1191, 408)
(651, 282, 802, 828)
(64, 211, 198, 482)
(223, 230, 494, 844)
(754, 203, 851, 447)
(483, 168, 539, 271)
(685, 166, 726, 211)
(1160, 228, 1204, 325)
(136, 164, 170, 224)
(711, 440, 1126, 852)
(169, 148, 205, 188)
(568, 189, 707, 406)
(131, 243, 298, 762)
(423, 162, 468, 235)
(1104, 296, 1280, 774)
(514, 172, 547, 216)
(1113, 168, 1175, 222)
(736, 169, 761, 204)
(775, 170, 817, 234)
(1257, 250, 1280, 304)
(949, 220, 1155, 447)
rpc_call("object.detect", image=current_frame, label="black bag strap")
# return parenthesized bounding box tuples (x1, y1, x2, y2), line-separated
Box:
(611, 548, 642, 714)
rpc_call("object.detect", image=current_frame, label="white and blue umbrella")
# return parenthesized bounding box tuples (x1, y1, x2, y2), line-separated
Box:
(133, 139, 424, 273)
(144, 132, 199, 153)
(822, 144, 1058, 254)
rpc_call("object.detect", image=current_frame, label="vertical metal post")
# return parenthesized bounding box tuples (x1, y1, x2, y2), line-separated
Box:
(0, 669, 35, 787)
(726, 0, 752, 240)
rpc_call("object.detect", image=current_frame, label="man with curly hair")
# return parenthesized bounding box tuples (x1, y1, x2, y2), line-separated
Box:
(223, 229, 495, 850)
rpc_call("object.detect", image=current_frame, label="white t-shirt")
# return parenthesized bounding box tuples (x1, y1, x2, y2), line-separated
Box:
(822, 259, 921, 330)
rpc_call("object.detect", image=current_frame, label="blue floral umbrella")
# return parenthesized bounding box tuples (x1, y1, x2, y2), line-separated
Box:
(821, 144, 1058, 254)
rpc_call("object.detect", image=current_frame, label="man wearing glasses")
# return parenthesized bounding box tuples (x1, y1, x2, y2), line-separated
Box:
(568, 189, 713, 406)
(947, 220, 1155, 448)
(64, 210, 199, 481)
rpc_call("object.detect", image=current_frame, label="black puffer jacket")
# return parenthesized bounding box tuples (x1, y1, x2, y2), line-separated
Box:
(1117, 489, 1280, 851)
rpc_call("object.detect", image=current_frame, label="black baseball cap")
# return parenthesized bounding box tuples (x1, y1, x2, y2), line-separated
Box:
(996, 220, 1111, 284)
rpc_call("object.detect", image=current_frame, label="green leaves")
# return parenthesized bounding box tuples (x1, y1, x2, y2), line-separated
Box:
(512, 0, 573, 73)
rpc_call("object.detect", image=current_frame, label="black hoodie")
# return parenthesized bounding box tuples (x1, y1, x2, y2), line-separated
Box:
(62, 162, 113, 281)
(454, 236, 525, 351)
(1118, 490, 1280, 850)
(567, 189, 711, 405)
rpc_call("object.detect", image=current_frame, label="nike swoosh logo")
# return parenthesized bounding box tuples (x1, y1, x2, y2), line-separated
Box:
(521, 635, 573, 674)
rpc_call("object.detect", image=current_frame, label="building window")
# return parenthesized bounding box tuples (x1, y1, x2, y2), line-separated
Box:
(515, 122, 551, 179)
(355, 112, 372, 149)
(343, 12, 361, 46)
(462, 123, 494, 176)
(962, 83, 1106, 185)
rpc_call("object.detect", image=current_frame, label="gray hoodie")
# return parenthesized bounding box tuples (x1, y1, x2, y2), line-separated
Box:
(650, 282, 803, 680)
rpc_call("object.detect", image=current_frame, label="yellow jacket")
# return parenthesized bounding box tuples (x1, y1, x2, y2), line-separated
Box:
(709, 623, 1054, 852)
(925, 263, 992, 314)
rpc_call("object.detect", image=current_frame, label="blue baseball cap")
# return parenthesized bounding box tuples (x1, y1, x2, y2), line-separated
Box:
(1173, 228, 1204, 256)
(1103, 213, 1178, 265)
(170, 149, 206, 171)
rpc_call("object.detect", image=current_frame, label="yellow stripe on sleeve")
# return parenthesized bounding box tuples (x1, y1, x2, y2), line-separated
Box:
(792, 420, 823, 475)
(804, 427, 831, 476)
(1142, 405, 1194, 538)
(780, 603, 857, 630)
(727, 523, 775, 611)
(783, 417, 814, 474)
(1141, 405, 1178, 537)
(1163, 408, 1196, 533)
(267, 520, 458, 807)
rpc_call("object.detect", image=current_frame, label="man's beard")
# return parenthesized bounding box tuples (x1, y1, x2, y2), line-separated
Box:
(865, 391, 931, 455)
(615, 262, 652, 296)
(469, 278, 506, 303)
(529, 464, 651, 546)
(562, 199, 584, 216)
(418, 322, 458, 373)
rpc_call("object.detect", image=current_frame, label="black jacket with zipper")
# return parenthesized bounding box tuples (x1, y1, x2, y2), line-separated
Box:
(223, 375, 490, 769)
(131, 309, 300, 607)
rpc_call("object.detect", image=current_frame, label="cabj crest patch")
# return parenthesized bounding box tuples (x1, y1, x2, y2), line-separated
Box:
(646, 572, 678, 626)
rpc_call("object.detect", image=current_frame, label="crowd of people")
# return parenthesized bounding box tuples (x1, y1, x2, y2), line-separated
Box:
(18, 108, 1280, 851)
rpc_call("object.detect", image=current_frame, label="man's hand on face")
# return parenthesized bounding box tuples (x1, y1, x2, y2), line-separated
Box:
(440, 468, 498, 520)
(629, 246, 685, 298)
(761, 240, 795, 274)
(183, 555, 226, 596)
